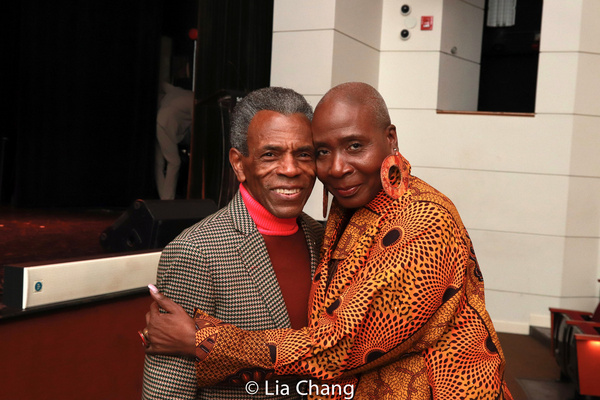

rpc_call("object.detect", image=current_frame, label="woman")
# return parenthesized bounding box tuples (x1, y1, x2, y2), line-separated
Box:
(146, 82, 513, 400)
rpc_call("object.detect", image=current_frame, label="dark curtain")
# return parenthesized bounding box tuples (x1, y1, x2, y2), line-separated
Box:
(11, 0, 161, 207)
(188, 0, 273, 204)
(194, 0, 273, 99)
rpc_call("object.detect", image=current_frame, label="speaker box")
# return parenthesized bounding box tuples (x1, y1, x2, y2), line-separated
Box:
(100, 199, 217, 252)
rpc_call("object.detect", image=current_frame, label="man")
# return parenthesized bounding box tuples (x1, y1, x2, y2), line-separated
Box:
(146, 83, 512, 399)
(142, 86, 324, 399)
(155, 82, 194, 200)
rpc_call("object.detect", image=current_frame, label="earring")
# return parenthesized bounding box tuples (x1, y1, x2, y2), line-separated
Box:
(380, 149, 410, 199)
(322, 184, 329, 219)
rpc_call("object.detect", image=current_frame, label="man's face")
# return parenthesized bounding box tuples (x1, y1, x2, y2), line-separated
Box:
(313, 100, 396, 209)
(230, 110, 316, 219)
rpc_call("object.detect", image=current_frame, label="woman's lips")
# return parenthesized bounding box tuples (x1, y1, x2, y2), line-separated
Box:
(333, 185, 359, 197)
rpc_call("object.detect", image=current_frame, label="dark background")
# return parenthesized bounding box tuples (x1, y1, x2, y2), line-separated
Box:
(1, 0, 273, 208)
(478, 0, 543, 113)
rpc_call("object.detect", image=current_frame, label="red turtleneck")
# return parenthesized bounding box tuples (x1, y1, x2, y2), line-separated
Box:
(239, 184, 311, 329)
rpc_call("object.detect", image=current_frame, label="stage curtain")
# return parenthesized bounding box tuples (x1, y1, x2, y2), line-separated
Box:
(12, 0, 161, 207)
(188, 0, 274, 203)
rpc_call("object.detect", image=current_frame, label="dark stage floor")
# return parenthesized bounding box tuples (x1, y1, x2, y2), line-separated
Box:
(0, 206, 122, 265)
(0, 206, 122, 310)
(0, 206, 593, 399)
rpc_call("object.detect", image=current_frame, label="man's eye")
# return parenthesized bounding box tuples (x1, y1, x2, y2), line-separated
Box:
(349, 143, 362, 150)
(316, 149, 329, 157)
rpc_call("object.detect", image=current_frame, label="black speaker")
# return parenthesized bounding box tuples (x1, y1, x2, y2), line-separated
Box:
(100, 199, 218, 252)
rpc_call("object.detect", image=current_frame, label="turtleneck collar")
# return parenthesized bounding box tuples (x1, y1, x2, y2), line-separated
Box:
(239, 184, 299, 236)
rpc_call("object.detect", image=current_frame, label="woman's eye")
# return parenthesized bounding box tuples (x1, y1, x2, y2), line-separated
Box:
(316, 149, 329, 157)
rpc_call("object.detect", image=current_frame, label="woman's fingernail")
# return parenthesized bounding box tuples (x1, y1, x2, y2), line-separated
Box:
(148, 284, 158, 294)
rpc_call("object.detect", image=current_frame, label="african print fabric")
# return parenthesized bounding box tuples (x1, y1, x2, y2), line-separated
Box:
(194, 163, 513, 400)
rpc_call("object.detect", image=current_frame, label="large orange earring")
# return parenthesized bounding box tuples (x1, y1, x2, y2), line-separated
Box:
(380, 149, 410, 199)
(322, 184, 329, 219)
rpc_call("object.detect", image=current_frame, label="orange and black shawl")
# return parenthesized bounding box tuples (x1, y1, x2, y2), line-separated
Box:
(193, 172, 513, 400)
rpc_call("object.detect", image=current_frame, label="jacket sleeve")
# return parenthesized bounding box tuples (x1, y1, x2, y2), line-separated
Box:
(194, 201, 469, 386)
(143, 231, 214, 399)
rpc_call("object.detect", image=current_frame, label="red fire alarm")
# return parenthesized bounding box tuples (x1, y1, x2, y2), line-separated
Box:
(421, 16, 433, 30)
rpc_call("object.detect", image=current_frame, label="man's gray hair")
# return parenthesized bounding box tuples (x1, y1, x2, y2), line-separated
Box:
(230, 87, 313, 156)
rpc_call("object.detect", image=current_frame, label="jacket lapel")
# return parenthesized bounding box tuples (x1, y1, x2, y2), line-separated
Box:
(229, 192, 291, 328)
(299, 215, 321, 279)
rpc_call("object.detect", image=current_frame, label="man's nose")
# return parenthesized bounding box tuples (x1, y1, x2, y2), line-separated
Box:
(277, 154, 302, 177)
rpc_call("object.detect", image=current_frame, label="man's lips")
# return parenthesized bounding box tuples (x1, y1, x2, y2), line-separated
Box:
(272, 187, 303, 196)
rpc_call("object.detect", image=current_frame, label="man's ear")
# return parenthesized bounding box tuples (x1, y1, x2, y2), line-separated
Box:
(386, 124, 398, 150)
(229, 148, 246, 183)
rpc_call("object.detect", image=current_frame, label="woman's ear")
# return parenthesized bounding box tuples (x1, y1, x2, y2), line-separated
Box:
(386, 124, 398, 150)
(229, 148, 246, 183)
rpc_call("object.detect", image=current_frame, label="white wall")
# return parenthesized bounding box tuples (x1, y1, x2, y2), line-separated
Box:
(271, 0, 600, 334)
(533, 0, 600, 327)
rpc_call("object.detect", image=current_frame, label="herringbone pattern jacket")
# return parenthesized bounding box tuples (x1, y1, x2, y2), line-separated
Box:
(142, 191, 323, 399)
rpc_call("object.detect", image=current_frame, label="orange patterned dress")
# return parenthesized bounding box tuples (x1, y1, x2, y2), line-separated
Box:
(193, 170, 513, 400)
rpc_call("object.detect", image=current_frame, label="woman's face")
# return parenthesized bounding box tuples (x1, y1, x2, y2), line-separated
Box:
(312, 100, 397, 209)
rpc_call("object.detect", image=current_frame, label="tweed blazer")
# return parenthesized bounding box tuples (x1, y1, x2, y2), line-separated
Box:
(142, 191, 323, 400)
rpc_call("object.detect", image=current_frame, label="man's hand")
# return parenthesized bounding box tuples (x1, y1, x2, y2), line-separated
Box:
(143, 284, 196, 358)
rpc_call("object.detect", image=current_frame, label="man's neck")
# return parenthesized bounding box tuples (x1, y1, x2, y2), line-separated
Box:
(239, 184, 299, 236)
